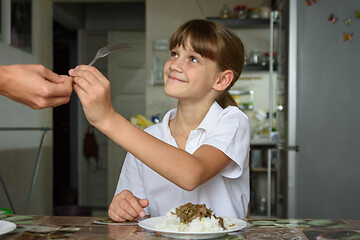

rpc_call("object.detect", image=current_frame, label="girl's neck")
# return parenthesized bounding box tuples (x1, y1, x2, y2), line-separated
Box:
(175, 101, 213, 132)
(170, 100, 213, 149)
(176, 103, 211, 126)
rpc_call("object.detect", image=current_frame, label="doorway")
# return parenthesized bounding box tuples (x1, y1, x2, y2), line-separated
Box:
(52, 20, 79, 211)
(52, 1, 145, 216)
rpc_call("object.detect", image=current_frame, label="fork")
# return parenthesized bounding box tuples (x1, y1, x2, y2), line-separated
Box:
(88, 43, 131, 66)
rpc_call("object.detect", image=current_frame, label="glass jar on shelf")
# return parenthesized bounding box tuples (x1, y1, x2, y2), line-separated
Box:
(220, 4, 231, 19)
(260, 52, 269, 67)
(248, 50, 262, 65)
(259, 52, 276, 67)
(260, 0, 271, 19)
(248, 8, 261, 19)
(233, 5, 247, 19)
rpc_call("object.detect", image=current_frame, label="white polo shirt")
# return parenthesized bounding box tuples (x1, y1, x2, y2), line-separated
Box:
(115, 101, 250, 219)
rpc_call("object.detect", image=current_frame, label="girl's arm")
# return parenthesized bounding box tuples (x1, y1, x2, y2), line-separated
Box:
(70, 65, 231, 190)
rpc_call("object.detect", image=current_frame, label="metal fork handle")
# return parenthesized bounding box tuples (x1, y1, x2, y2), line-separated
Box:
(88, 52, 103, 66)
(88, 58, 98, 66)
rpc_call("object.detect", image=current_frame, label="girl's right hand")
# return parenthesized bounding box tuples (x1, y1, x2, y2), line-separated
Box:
(108, 189, 149, 222)
(69, 65, 115, 129)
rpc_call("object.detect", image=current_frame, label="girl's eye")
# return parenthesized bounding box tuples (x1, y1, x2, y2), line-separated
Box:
(190, 56, 199, 63)
(171, 51, 178, 58)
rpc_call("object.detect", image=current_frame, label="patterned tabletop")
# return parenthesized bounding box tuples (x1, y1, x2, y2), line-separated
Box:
(0, 215, 359, 240)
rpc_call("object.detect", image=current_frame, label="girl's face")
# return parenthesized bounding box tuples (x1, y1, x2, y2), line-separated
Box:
(163, 40, 221, 103)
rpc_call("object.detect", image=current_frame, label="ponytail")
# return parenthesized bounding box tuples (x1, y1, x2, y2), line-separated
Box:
(216, 91, 237, 108)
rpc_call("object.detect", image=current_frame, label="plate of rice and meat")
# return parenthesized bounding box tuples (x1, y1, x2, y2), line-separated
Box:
(138, 203, 247, 239)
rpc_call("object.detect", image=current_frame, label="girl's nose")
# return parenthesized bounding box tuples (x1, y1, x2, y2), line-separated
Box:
(169, 59, 183, 72)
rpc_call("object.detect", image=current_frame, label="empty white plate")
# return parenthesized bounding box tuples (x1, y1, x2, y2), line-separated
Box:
(0, 220, 16, 235)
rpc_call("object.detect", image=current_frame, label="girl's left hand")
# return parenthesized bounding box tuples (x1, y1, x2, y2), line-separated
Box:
(69, 65, 115, 128)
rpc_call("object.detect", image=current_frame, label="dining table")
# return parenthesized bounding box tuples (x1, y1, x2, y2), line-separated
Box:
(0, 214, 359, 240)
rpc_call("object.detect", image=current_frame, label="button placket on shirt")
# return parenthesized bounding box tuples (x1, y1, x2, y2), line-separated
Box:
(185, 129, 203, 153)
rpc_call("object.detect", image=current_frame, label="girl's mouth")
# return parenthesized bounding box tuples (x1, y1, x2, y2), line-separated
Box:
(168, 75, 186, 83)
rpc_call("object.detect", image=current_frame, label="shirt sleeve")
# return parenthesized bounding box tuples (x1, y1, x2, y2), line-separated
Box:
(114, 152, 146, 200)
(202, 108, 250, 179)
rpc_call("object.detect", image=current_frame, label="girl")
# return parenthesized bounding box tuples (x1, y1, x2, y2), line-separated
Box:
(70, 19, 250, 221)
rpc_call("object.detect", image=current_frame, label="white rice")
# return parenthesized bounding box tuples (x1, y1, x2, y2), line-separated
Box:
(156, 209, 236, 232)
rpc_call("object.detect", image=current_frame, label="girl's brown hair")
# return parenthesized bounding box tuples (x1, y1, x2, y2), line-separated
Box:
(169, 19, 245, 108)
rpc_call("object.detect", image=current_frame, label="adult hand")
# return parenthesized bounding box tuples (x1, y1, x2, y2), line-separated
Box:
(0, 64, 73, 109)
(108, 189, 149, 222)
(69, 65, 115, 128)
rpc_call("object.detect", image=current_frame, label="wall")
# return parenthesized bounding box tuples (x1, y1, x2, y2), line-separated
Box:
(0, 0, 53, 215)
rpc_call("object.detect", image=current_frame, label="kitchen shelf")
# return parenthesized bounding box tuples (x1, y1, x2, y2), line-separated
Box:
(250, 140, 277, 149)
(239, 104, 253, 111)
(244, 64, 276, 72)
(206, 17, 273, 28)
(209, 11, 284, 219)
(244, 65, 268, 71)
(252, 168, 277, 172)
(229, 90, 254, 96)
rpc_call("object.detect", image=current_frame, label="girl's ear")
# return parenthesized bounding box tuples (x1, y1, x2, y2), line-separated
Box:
(213, 70, 233, 91)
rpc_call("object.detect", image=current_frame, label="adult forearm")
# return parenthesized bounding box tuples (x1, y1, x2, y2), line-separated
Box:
(0, 66, 11, 95)
(0, 64, 73, 109)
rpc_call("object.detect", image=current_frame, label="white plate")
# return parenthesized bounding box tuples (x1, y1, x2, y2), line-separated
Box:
(138, 216, 247, 239)
(0, 220, 16, 235)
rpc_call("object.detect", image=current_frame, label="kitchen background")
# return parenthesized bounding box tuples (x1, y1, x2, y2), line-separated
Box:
(0, 0, 359, 220)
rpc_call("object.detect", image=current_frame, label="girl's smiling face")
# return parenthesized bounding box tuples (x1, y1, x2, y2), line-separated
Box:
(163, 39, 221, 102)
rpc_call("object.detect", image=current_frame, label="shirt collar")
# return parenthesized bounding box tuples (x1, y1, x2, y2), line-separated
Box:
(197, 101, 224, 132)
(161, 101, 224, 134)
(160, 108, 176, 142)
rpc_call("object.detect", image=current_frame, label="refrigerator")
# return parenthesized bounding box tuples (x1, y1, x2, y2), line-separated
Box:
(286, 0, 360, 219)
